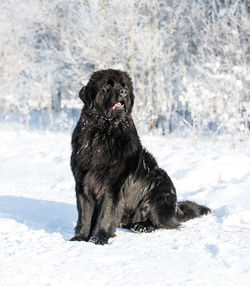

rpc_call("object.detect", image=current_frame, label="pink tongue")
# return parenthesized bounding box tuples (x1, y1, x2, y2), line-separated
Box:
(112, 103, 122, 110)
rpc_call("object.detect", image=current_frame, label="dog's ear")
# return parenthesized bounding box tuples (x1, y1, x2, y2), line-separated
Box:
(129, 91, 135, 113)
(79, 86, 92, 109)
(125, 72, 135, 113)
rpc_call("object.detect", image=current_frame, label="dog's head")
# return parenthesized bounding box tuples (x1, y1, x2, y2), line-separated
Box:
(79, 69, 134, 120)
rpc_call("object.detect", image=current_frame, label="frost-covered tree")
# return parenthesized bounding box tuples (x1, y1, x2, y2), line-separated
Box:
(0, 0, 249, 138)
(180, 0, 250, 139)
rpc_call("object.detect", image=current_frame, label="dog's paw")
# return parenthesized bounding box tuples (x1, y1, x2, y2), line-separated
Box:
(131, 222, 155, 233)
(70, 235, 88, 241)
(89, 231, 109, 245)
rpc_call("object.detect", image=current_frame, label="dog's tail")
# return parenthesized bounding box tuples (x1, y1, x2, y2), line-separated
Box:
(176, 201, 211, 222)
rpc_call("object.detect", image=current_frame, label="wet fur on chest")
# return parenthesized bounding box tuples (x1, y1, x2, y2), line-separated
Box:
(72, 113, 139, 200)
(77, 115, 138, 167)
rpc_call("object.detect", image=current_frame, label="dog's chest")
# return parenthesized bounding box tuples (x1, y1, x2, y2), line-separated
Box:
(79, 127, 131, 168)
(93, 130, 128, 165)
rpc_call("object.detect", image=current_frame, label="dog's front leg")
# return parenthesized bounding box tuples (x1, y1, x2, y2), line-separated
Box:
(70, 184, 95, 241)
(89, 190, 123, 245)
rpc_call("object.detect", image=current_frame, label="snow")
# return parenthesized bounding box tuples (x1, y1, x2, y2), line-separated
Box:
(0, 126, 250, 286)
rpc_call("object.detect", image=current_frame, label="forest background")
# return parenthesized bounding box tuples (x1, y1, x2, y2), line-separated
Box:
(0, 0, 249, 140)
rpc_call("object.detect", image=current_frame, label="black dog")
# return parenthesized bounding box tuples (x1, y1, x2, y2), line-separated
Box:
(70, 69, 210, 244)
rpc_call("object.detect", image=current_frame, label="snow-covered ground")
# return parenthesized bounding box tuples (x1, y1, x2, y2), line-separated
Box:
(0, 126, 250, 286)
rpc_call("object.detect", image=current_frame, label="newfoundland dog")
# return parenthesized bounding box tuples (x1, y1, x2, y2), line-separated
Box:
(70, 69, 210, 244)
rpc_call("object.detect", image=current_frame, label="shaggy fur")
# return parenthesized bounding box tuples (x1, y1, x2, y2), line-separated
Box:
(70, 69, 210, 244)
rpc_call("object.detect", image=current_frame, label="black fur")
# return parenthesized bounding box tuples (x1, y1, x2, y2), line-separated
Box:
(70, 69, 210, 244)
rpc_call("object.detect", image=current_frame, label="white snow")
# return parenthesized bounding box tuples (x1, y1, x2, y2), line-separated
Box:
(0, 126, 250, 286)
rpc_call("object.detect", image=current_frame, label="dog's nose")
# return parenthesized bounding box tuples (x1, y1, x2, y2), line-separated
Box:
(120, 89, 127, 96)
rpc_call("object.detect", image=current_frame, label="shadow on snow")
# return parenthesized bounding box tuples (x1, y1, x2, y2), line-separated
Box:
(0, 195, 77, 240)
